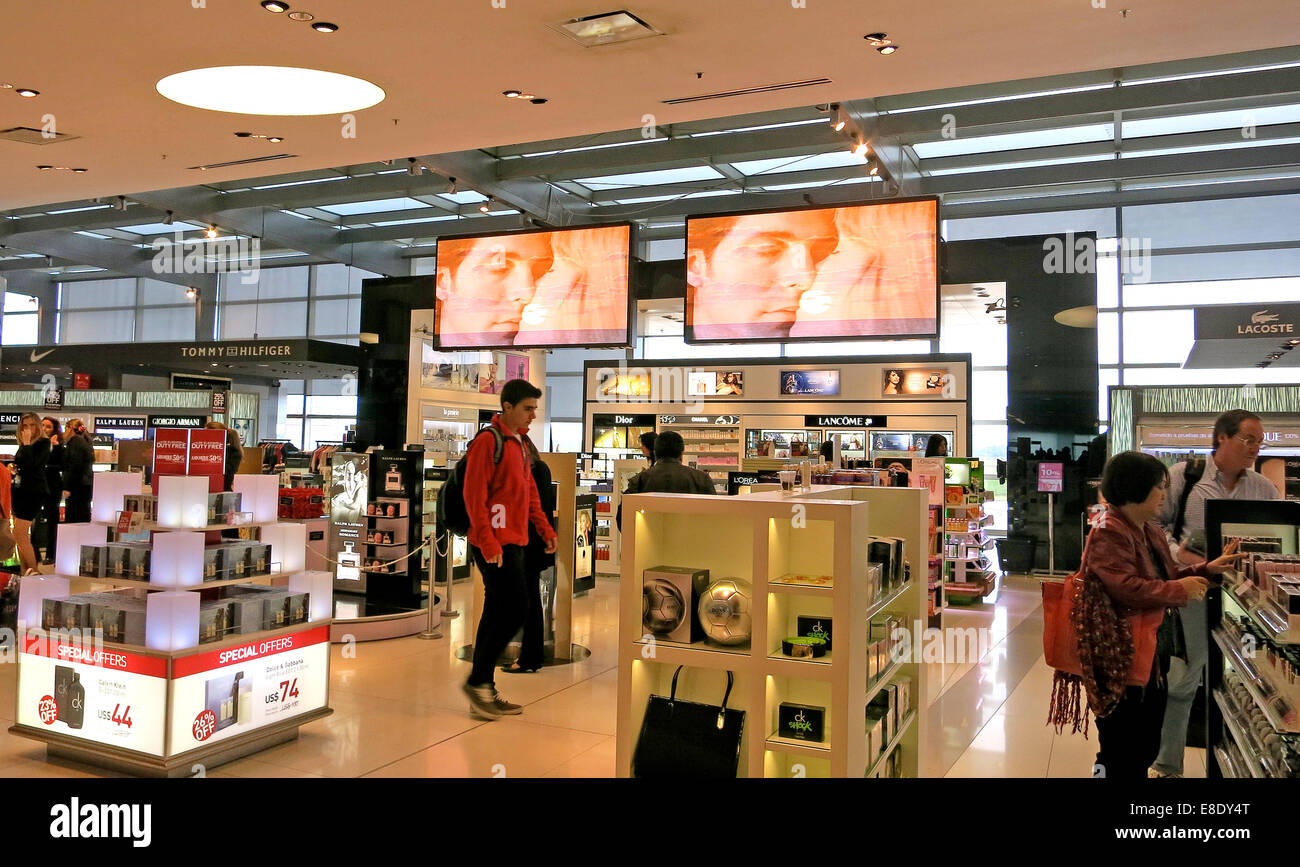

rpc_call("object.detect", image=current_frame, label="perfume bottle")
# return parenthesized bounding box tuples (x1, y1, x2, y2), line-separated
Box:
(66, 673, 85, 730)
(230, 673, 243, 724)
(339, 542, 361, 576)
(237, 677, 253, 723)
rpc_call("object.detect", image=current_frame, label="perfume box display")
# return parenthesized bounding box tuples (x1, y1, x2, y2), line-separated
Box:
(207, 492, 243, 524)
(284, 590, 310, 625)
(641, 565, 710, 644)
(79, 545, 108, 578)
(107, 543, 133, 578)
(865, 713, 883, 757)
(247, 543, 272, 577)
(126, 543, 152, 580)
(203, 546, 223, 581)
(90, 596, 147, 645)
(223, 543, 251, 581)
(122, 494, 159, 522)
(868, 538, 896, 591)
(198, 600, 230, 644)
(205, 671, 243, 732)
(221, 587, 270, 635)
(796, 615, 832, 652)
(778, 702, 825, 742)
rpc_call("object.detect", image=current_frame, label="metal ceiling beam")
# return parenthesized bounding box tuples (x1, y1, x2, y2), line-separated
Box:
(582, 163, 876, 204)
(922, 143, 1300, 195)
(210, 171, 449, 212)
(416, 150, 583, 227)
(0, 205, 171, 238)
(495, 123, 843, 182)
(917, 122, 1300, 173)
(0, 230, 217, 291)
(939, 177, 1300, 219)
(879, 67, 1300, 141)
(129, 188, 406, 276)
(336, 212, 536, 246)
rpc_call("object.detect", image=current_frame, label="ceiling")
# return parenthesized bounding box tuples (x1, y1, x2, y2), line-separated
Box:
(3, 0, 1299, 211)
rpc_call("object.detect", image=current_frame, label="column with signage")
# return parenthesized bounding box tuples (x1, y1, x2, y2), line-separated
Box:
(1032, 462, 1069, 577)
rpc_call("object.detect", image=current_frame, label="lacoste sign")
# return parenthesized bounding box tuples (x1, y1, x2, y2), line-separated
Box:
(1194, 303, 1300, 340)
(1237, 309, 1294, 335)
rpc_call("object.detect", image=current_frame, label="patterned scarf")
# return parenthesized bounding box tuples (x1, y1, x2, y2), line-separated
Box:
(1071, 572, 1133, 720)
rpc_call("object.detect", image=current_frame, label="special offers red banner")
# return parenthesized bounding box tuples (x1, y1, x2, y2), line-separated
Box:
(22, 635, 168, 678)
(172, 625, 330, 678)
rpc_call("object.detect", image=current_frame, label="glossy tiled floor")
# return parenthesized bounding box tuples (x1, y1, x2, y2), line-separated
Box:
(0, 572, 1204, 778)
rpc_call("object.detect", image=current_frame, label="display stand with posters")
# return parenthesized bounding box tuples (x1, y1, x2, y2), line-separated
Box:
(10, 460, 332, 777)
(1206, 498, 1300, 779)
(617, 485, 929, 778)
(458, 452, 591, 665)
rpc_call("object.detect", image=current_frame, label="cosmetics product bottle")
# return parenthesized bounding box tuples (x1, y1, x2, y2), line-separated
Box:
(66, 673, 85, 729)
(339, 542, 361, 575)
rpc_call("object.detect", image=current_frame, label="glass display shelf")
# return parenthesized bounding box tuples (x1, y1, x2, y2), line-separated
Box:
(866, 709, 916, 779)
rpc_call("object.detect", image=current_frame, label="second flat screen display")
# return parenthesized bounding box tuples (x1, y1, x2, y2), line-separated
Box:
(435, 223, 631, 349)
(685, 198, 938, 343)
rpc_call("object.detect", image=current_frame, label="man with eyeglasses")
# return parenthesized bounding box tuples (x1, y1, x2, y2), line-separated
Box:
(1151, 408, 1278, 778)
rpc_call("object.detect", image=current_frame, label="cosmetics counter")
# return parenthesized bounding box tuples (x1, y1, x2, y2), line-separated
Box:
(9, 472, 332, 777)
(616, 484, 929, 778)
(1207, 498, 1300, 779)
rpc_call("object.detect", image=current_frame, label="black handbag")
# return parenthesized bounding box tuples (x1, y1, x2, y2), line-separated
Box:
(632, 666, 745, 779)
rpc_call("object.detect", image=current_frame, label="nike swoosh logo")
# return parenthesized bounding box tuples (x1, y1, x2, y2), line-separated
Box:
(30, 348, 55, 362)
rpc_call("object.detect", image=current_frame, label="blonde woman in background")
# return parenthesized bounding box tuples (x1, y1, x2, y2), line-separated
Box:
(12, 413, 50, 574)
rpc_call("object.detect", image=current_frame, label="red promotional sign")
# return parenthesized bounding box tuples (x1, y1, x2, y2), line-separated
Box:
(22, 634, 169, 678)
(152, 428, 190, 493)
(187, 429, 227, 493)
(74, 373, 91, 390)
(172, 625, 330, 678)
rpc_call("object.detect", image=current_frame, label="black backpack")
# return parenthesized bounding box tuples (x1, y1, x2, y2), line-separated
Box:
(436, 427, 506, 537)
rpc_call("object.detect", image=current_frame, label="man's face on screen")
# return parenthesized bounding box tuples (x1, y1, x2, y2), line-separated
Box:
(689, 210, 837, 332)
(438, 234, 553, 336)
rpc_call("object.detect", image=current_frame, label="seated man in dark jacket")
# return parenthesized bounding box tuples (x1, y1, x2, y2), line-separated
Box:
(616, 431, 715, 530)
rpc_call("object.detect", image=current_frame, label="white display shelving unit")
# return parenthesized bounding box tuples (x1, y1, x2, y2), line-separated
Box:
(616, 485, 929, 778)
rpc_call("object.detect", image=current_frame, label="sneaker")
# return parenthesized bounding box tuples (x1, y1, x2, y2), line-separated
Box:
(1148, 767, 1182, 778)
(463, 682, 503, 720)
(492, 691, 523, 715)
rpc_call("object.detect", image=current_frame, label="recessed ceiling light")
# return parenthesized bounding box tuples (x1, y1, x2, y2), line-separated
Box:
(266, 136, 284, 142)
(0, 83, 12, 89)
(16, 88, 39, 98)
(556, 11, 661, 46)
(205, 226, 218, 239)
(518, 93, 535, 101)
(186, 287, 199, 300)
(877, 44, 899, 55)
(502, 90, 522, 98)
(261, 0, 290, 11)
(157, 66, 384, 115)
(852, 141, 869, 158)
(311, 21, 338, 32)
(530, 97, 548, 105)
(287, 10, 313, 20)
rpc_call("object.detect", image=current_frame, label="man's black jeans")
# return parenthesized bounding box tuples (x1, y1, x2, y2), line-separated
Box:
(469, 544, 528, 688)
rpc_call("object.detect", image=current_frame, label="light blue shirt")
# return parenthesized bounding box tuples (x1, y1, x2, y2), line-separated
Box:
(1159, 452, 1280, 549)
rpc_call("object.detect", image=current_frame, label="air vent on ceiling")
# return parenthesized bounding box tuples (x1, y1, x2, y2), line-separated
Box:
(662, 78, 832, 105)
(0, 126, 80, 145)
(188, 153, 297, 171)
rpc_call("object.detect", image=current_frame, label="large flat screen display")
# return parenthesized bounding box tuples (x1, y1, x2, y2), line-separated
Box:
(435, 223, 632, 349)
(685, 198, 938, 343)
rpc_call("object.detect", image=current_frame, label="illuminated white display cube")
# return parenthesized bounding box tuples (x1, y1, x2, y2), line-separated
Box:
(17, 575, 70, 630)
(288, 571, 334, 622)
(232, 474, 279, 524)
(91, 472, 143, 524)
(55, 523, 108, 578)
(146, 591, 200, 651)
(261, 523, 307, 574)
(157, 475, 209, 529)
(150, 532, 205, 588)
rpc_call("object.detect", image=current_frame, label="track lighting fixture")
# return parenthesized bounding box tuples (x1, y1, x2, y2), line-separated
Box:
(186, 287, 199, 300)
(853, 141, 869, 159)
(407, 157, 422, 177)
(114, 196, 128, 211)
(479, 198, 492, 213)
(311, 21, 338, 32)
(205, 226, 218, 239)
(261, 0, 289, 11)
(864, 32, 899, 53)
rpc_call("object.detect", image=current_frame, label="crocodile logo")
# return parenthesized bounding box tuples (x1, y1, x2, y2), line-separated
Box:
(1252, 310, 1280, 324)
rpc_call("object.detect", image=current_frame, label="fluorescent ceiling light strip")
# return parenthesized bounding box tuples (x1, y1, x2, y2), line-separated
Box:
(883, 83, 1112, 115)
(1121, 136, 1300, 159)
(688, 118, 830, 138)
(516, 137, 667, 160)
(251, 176, 349, 190)
(927, 153, 1115, 175)
(46, 205, 113, 215)
(1122, 60, 1300, 87)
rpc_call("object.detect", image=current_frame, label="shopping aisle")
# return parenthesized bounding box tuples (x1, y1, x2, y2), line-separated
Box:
(0, 572, 1202, 777)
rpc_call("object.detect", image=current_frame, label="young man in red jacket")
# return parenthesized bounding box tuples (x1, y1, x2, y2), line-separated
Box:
(462, 379, 557, 719)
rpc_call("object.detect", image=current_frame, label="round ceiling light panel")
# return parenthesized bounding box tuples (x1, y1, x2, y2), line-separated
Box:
(156, 66, 384, 115)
